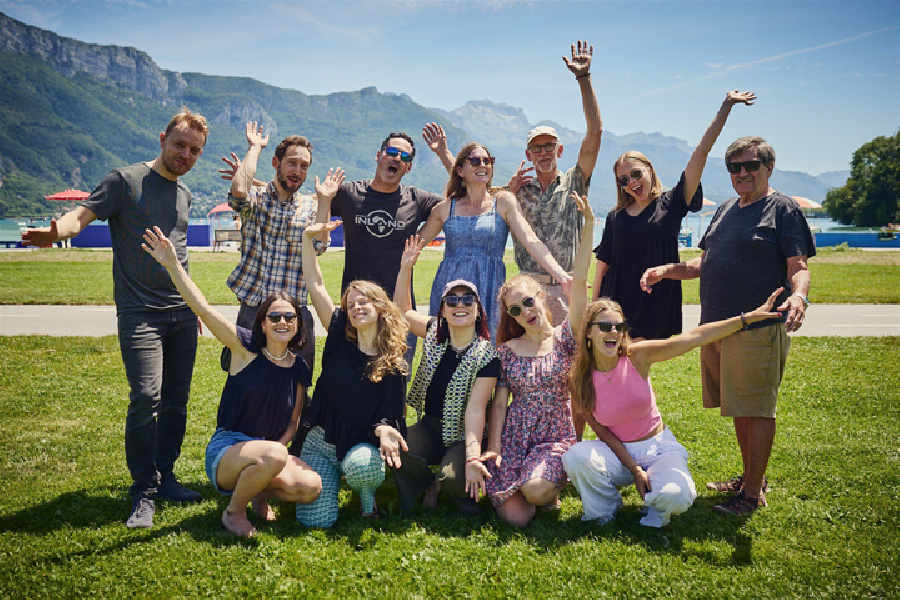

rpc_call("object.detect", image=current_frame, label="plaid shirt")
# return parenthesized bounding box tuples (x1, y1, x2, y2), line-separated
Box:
(226, 182, 325, 307)
(512, 164, 588, 274)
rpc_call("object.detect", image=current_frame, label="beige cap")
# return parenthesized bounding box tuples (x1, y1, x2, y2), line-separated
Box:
(526, 125, 559, 145)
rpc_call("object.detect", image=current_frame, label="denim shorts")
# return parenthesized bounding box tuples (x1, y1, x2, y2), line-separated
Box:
(205, 428, 263, 495)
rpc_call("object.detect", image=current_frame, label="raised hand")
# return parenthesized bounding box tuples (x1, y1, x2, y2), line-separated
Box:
(245, 121, 269, 147)
(303, 219, 341, 239)
(571, 191, 594, 221)
(422, 122, 448, 155)
(378, 426, 408, 468)
(508, 160, 534, 193)
(725, 90, 756, 106)
(219, 152, 240, 181)
(314, 167, 345, 201)
(400, 235, 424, 270)
(21, 220, 59, 248)
(563, 40, 593, 78)
(141, 226, 178, 268)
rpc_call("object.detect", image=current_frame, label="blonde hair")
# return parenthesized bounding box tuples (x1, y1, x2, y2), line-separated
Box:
(446, 142, 494, 199)
(613, 151, 664, 212)
(340, 280, 409, 382)
(568, 298, 632, 416)
(495, 275, 549, 345)
(165, 108, 209, 146)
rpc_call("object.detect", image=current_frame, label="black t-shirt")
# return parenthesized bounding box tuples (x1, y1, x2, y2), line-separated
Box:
(331, 180, 441, 304)
(698, 192, 816, 327)
(424, 348, 501, 419)
(301, 309, 406, 460)
(82, 163, 192, 313)
(216, 327, 312, 440)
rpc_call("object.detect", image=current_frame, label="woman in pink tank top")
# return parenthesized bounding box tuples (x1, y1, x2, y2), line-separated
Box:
(562, 290, 783, 527)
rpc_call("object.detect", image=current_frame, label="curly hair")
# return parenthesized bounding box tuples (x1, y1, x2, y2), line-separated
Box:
(251, 292, 308, 354)
(568, 298, 632, 416)
(495, 275, 549, 345)
(446, 142, 494, 199)
(612, 151, 665, 212)
(341, 280, 409, 382)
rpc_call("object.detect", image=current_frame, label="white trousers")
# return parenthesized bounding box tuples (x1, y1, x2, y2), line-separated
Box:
(562, 428, 696, 527)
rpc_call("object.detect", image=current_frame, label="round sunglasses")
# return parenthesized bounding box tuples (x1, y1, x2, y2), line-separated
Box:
(617, 169, 644, 187)
(507, 296, 536, 317)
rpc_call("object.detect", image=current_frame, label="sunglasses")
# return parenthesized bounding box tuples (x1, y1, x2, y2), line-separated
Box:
(591, 321, 629, 333)
(443, 294, 477, 307)
(528, 142, 557, 154)
(725, 160, 763, 174)
(617, 169, 644, 187)
(507, 296, 536, 317)
(467, 156, 495, 167)
(384, 146, 413, 163)
(267, 312, 297, 324)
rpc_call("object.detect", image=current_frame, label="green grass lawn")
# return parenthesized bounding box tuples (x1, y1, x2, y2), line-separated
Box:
(0, 335, 897, 597)
(2, 246, 899, 305)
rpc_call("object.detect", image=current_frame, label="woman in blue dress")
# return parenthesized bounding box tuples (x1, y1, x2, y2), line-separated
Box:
(418, 142, 569, 339)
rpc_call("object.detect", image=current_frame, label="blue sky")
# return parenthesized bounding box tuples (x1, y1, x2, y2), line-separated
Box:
(2, 0, 898, 175)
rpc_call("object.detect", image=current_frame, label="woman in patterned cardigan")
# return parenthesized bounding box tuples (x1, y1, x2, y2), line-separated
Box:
(393, 235, 501, 515)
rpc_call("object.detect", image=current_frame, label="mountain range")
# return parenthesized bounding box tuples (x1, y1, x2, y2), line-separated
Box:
(0, 12, 847, 219)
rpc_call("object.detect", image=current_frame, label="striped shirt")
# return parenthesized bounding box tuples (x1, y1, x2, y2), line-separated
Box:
(226, 182, 325, 307)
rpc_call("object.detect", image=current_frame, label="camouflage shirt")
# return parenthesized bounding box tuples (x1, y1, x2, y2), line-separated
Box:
(513, 164, 588, 274)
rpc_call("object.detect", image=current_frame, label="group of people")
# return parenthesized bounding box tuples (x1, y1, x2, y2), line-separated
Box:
(24, 41, 814, 537)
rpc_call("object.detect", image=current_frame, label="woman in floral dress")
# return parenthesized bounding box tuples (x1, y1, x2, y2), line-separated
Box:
(481, 192, 594, 527)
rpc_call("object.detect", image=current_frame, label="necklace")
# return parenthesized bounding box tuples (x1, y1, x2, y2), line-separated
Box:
(596, 362, 617, 383)
(449, 341, 472, 360)
(263, 346, 289, 361)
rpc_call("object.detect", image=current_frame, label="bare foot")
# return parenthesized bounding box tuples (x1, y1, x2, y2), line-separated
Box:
(422, 480, 440, 508)
(222, 509, 256, 538)
(251, 494, 277, 521)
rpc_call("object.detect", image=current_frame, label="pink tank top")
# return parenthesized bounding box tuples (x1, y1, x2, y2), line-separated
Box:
(592, 356, 662, 442)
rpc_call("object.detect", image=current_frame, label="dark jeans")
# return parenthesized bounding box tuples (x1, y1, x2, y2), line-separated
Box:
(118, 308, 198, 500)
(393, 416, 471, 511)
(404, 331, 418, 385)
(224, 302, 316, 373)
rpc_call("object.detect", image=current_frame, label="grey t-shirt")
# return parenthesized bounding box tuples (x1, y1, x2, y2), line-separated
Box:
(698, 191, 815, 328)
(81, 162, 191, 313)
(331, 180, 441, 303)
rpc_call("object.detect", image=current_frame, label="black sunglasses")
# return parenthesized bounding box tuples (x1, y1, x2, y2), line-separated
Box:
(267, 312, 297, 324)
(617, 169, 644, 187)
(467, 156, 495, 167)
(384, 146, 413, 163)
(726, 160, 763, 174)
(507, 296, 536, 317)
(591, 321, 628, 333)
(443, 294, 477, 307)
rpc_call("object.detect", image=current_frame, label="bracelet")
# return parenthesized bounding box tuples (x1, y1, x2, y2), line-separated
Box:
(740, 312, 748, 330)
(576, 73, 590, 80)
(465, 456, 481, 464)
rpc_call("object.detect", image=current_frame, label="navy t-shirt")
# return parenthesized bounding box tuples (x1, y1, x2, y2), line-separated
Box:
(216, 327, 312, 440)
(698, 192, 816, 328)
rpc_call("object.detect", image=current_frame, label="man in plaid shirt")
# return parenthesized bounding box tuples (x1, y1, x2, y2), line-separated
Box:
(223, 121, 343, 372)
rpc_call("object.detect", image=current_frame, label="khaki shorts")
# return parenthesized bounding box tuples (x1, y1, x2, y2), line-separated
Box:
(700, 323, 790, 418)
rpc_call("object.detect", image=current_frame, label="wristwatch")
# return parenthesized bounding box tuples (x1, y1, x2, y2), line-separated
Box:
(791, 293, 810, 307)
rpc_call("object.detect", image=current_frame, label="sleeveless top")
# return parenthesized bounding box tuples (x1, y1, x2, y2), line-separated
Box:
(592, 356, 662, 442)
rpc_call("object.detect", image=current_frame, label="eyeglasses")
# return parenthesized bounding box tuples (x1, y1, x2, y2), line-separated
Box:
(617, 169, 644, 187)
(725, 160, 763, 174)
(267, 312, 297, 324)
(591, 321, 628, 333)
(467, 156, 495, 167)
(528, 142, 557, 154)
(443, 294, 477, 307)
(384, 146, 413, 163)
(506, 296, 536, 317)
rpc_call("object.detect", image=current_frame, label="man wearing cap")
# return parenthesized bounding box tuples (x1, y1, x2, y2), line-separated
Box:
(507, 40, 603, 325)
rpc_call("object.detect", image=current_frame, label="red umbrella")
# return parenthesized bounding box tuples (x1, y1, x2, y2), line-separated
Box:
(208, 203, 235, 215)
(45, 189, 90, 201)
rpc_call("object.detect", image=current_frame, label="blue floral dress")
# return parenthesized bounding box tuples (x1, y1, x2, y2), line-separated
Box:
(429, 197, 509, 339)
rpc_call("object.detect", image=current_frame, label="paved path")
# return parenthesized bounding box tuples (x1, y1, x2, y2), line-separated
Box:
(1, 304, 898, 337)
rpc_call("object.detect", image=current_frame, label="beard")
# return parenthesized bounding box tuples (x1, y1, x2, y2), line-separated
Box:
(278, 170, 303, 194)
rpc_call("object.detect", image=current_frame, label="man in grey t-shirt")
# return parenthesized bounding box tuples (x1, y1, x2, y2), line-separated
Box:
(641, 136, 814, 517)
(23, 110, 210, 529)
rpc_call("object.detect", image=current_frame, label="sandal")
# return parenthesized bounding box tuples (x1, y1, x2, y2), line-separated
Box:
(712, 491, 764, 516)
(706, 474, 769, 493)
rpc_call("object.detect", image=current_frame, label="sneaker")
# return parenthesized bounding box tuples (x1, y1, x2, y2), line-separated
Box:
(157, 473, 202, 503)
(127, 497, 155, 528)
(712, 491, 764, 516)
(706, 475, 769, 493)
